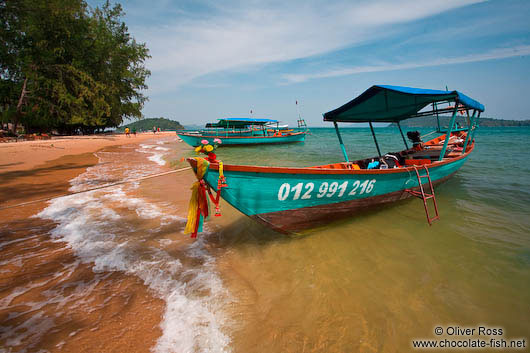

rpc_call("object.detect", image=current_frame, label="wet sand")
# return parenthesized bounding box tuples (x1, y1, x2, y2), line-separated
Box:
(0, 133, 182, 352)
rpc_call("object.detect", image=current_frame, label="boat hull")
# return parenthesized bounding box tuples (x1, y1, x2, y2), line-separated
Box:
(188, 147, 472, 233)
(178, 131, 306, 147)
(198, 129, 254, 136)
(250, 173, 454, 233)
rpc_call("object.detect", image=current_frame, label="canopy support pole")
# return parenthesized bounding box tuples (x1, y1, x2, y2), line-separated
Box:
(462, 110, 477, 154)
(397, 121, 409, 149)
(369, 122, 382, 158)
(333, 121, 349, 163)
(468, 111, 481, 145)
(438, 106, 458, 161)
(434, 102, 441, 133)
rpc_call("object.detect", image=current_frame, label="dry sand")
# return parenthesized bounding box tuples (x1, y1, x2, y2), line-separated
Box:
(0, 131, 176, 173)
(0, 131, 178, 211)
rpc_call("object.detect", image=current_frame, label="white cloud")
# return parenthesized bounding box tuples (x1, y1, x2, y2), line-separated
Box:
(281, 45, 530, 83)
(134, 0, 483, 90)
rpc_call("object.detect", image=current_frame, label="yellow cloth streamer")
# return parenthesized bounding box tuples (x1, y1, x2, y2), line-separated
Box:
(184, 157, 210, 235)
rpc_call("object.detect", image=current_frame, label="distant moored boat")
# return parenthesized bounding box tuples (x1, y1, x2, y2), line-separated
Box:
(178, 118, 307, 147)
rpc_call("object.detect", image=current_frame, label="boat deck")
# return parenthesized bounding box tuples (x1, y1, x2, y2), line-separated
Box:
(311, 131, 469, 170)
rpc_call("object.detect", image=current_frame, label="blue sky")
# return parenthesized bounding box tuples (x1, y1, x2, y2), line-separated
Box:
(89, 0, 530, 126)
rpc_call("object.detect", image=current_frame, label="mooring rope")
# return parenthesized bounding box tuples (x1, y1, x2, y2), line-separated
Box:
(0, 166, 192, 211)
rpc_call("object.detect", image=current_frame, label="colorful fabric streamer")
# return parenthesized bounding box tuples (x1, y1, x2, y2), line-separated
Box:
(184, 157, 210, 237)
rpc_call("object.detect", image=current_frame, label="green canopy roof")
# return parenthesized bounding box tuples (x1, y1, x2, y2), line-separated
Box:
(323, 85, 485, 123)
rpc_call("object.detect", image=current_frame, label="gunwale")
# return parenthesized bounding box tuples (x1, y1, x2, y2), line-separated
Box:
(201, 142, 474, 175)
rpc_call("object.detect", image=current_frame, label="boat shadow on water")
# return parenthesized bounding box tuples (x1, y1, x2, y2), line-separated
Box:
(207, 216, 287, 248)
(205, 196, 431, 247)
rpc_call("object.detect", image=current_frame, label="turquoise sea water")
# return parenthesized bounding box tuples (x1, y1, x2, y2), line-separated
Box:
(5, 127, 526, 352)
(213, 126, 530, 248)
(215, 127, 530, 231)
(193, 126, 530, 351)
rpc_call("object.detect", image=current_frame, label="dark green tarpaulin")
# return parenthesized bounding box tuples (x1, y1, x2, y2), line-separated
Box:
(323, 85, 485, 123)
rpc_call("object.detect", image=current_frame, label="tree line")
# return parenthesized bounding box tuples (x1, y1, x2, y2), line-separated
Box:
(0, 0, 150, 135)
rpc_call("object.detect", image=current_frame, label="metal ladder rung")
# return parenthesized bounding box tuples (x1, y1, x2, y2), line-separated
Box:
(406, 165, 440, 225)
(407, 190, 434, 198)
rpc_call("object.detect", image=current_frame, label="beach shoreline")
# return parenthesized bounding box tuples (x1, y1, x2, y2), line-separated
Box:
(0, 131, 179, 212)
(1, 127, 530, 352)
(0, 132, 190, 352)
(0, 131, 177, 174)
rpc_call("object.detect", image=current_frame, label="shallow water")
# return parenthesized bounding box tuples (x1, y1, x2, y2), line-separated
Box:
(1, 127, 529, 352)
(194, 127, 530, 351)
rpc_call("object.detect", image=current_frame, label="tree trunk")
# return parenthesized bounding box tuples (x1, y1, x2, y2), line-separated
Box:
(13, 77, 28, 134)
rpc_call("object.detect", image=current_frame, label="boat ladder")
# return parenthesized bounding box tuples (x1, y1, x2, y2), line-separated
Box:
(406, 165, 440, 225)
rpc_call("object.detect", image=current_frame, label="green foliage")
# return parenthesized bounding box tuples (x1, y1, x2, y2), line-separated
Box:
(118, 118, 184, 132)
(0, 0, 150, 134)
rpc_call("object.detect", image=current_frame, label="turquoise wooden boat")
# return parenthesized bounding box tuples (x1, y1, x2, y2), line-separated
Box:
(178, 118, 307, 147)
(179, 131, 306, 147)
(187, 85, 484, 233)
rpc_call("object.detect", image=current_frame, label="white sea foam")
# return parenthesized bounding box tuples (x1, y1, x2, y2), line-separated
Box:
(35, 143, 232, 353)
(137, 143, 168, 166)
(148, 153, 167, 166)
(99, 186, 182, 225)
(70, 149, 165, 193)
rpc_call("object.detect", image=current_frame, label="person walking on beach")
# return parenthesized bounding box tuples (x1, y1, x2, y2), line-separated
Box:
(132, 127, 137, 137)
(125, 127, 130, 137)
(153, 126, 156, 134)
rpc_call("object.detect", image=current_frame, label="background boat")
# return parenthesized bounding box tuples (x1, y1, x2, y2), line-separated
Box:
(178, 117, 307, 147)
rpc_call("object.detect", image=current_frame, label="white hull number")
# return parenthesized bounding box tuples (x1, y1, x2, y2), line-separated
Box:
(278, 180, 376, 201)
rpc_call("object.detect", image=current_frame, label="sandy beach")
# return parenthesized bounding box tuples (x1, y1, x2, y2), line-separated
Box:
(0, 132, 177, 173)
(0, 132, 197, 352)
(0, 131, 179, 211)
